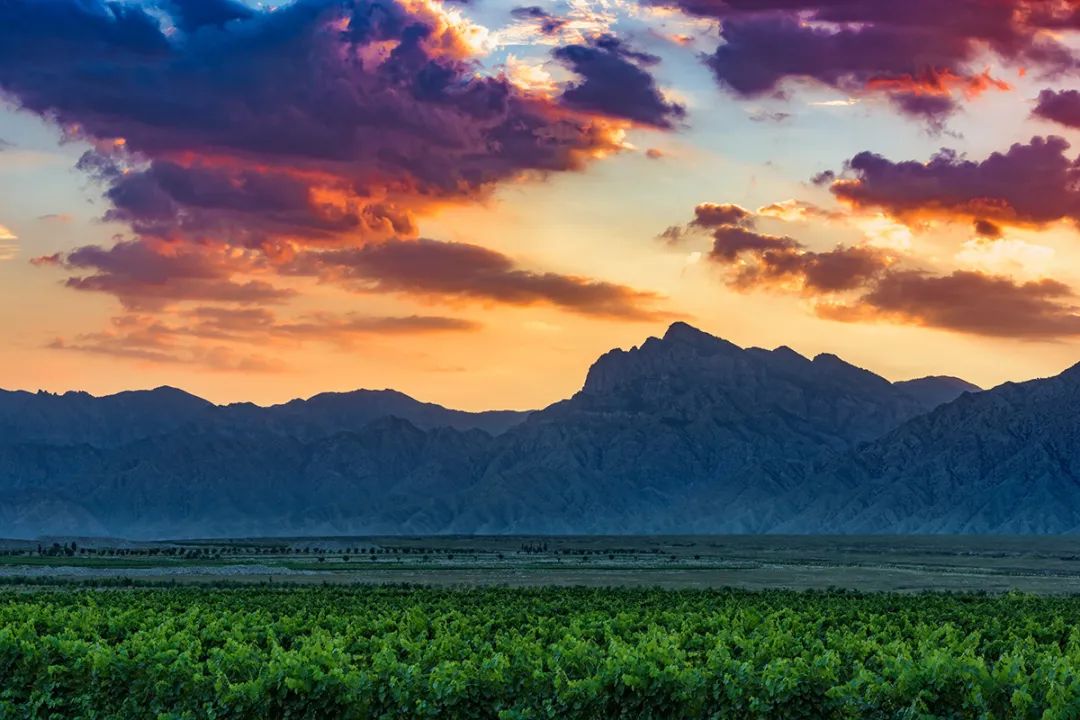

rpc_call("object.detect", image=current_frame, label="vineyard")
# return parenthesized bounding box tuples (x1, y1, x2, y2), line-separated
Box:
(3, 586, 1080, 719)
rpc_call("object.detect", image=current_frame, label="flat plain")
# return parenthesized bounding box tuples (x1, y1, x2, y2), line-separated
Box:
(4, 535, 1080, 593)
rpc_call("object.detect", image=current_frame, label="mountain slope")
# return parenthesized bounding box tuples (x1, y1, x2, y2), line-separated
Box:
(0, 322, 991, 538)
(0, 418, 493, 538)
(784, 365, 1080, 534)
(440, 322, 979, 533)
(0, 387, 212, 447)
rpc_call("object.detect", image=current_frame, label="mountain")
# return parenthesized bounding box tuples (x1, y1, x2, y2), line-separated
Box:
(0, 386, 529, 448)
(783, 364, 1080, 534)
(0, 417, 494, 538)
(437, 322, 982, 533)
(0, 386, 212, 447)
(215, 389, 528, 439)
(892, 376, 982, 410)
(0, 322, 991, 538)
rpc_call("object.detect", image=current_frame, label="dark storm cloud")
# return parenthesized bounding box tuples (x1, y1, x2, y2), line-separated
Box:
(90, 156, 403, 245)
(1033, 89, 1080, 130)
(829, 136, 1080, 226)
(163, 0, 255, 32)
(553, 35, 686, 128)
(648, 0, 1077, 122)
(0, 0, 623, 214)
(5, 0, 665, 320)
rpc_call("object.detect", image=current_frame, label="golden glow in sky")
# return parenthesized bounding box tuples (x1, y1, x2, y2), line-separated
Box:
(1, 0, 1079, 409)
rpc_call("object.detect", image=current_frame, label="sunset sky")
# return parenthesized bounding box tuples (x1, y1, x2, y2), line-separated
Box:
(1, 0, 1079, 410)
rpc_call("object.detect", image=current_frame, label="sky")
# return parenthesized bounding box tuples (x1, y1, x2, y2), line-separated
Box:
(0, 0, 1079, 411)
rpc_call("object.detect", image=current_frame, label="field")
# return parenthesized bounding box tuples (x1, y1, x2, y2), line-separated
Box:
(5, 538, 1080, 718)
(5, 535, 1080, 593)
(5, 585, 1080, 718)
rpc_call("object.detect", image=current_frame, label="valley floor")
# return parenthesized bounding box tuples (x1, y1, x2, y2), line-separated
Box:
(4, 535, 1080, 593)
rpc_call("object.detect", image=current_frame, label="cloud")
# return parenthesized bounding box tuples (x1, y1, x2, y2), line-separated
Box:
(162, 0, 254, 33)
(667, 199, 1080, 338)
(1033, 89, 1080, 129)
(48, 306, 478, 370)
(710, 226, 802, 262)
(86, 155, 409, 246)
(42, 240, 294, 310)
(690, 202, 755, 228)
(285, 238, 665, 319)
(170, 305, 478, 344)
(272, 312, 479, 340)
(659, 202, 754, 244)
(49, 316, 284, 372)
(3, 0, 669, 327)
(0, 224, 16, 261)
(829, 136, 1080, 227)
(729, 241, 892, 293)
(973, 218, 1004, 239)
(553, 35, 686, 128)
(955, 237, 1055, 278)
(758, 199, 909, 249)
(0, 0, 620, 188)
(0, 0, 626, 228)
(822, 271, 1080, 339)
(756, 199, 845, 223)
(36, 213, 73, 224)
(650, 0, 1075, 123)
(748, 109, 792, 123)
(510, 6, 569, 35)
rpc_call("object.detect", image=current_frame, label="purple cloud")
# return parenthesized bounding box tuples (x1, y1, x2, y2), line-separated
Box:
(554, 35, 686, 128)
(1033, 89, 1080, 129)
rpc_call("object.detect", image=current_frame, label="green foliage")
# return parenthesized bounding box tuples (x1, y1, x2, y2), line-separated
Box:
(3, 587, 1080, 719)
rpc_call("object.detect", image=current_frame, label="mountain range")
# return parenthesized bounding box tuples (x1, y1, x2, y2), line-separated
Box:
(3, 321, 1078, 538)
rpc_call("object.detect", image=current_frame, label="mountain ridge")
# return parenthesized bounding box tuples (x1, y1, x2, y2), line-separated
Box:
(13, 323, 1080, 538)
(0, 385, 531, 447)
(0, 322, 1017, 539)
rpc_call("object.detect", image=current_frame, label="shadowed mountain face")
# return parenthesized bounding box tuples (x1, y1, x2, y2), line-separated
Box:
(443, 322, 982, 534)
(782, 364, 1080, 534)
(0, 388, 529, 447)
(213, 390, 529, 439)
(0, 387, 213, 447)
(0, 321, 1028, 539)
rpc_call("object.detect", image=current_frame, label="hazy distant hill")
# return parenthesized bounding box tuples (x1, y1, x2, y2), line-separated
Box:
(213, 389, 529, 439)
(0, 386, 528, 448)
(0, 322, 1003, 539)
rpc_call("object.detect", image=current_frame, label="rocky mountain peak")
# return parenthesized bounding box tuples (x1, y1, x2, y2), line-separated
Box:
(661, 321, 737, 350)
